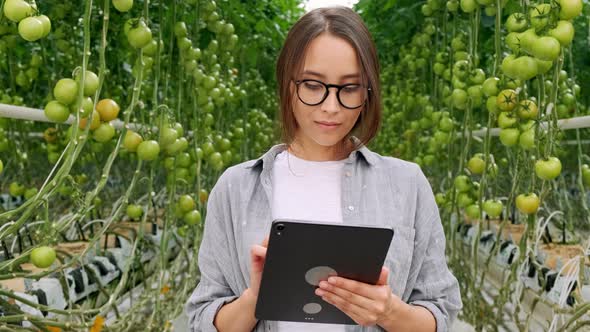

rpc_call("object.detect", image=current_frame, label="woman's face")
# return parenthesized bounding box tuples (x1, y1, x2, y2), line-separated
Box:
(290, 33, 364, 149)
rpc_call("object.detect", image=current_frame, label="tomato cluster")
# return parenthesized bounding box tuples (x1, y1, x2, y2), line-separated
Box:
(359, 0, 588, 328)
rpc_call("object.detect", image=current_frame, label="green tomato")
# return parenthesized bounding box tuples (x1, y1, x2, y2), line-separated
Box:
(486, 96, 498, 113)
(201, 141, 215, 157)
(36, 15, 51, 37)
(517, 100, 538, 120)
(460, 0, 478, 13)
(24, 187, 38, 200)
(433, 63, 446, 76)
(222, 150, 233, 165)
(470, 69, 486, 85)
(483, 200, 503, 218)
(75, 70, 99, 97)
(184, 210, 202, 225)
(208, 151, 223, 165)
(467, 155, 486, 175)
(505, 33, 522, 53)
(454, 175, 471, 193)
(30, 246, 56, 268)
(451, 89, 468, 108)
(496, 89, 518, 112)
(113, 0, 133, 12)
(142, 40, 159, 56)
(3, 0, 33, 22)
(499, 128, 520, 147)
(519, 29, 539, 54)
(174, 21, 188, 38)
(128, 23, 152, 49)
(178, 195, 196, 213)
(549, 20, 575, 46)
(44, 101, 70, 123)
(137, 140, 160, 161)
(123, 130, 143, 152)
(18, 17, 44, 42)
(177, 225, 189, 237)
(536, 58, 553, 75)
(506, 13, 527, 32)
(447, 0, 459, 12)
(519, 129, 535, 150)
(513, 56, 539, 82)
(93, 123, 116, 143)
(177, 37, 192, 51)
(126, 204, 143, 220)
(531, 36, 561, 61)
(558, 0, 583, 20)
(0, 159, 3, 174)
(176, 167, 190, 181)
(177, 152, 191, 168)
(482, 77, 500, 97)
(457, 192, 474, 208)
(159, 127, 178, 147)
(70, 96, 94, 117)
(535, 157, 562, 180)
(165, 137, 189, 155)
(498, 112, 518, 129)
(516, 193, 540, 215)
(530, 4, 551, 30)
(53, 78, 79, 105)
(194, 147, 204, 161)
(435, 193, 446, 205)
(465, 204, 481, 220)
(9, 182, 25, 196)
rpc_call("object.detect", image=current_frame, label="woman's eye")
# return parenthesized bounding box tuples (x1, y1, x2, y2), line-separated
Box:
(342, 85, 360, 93)
(304, 82, 323, 90)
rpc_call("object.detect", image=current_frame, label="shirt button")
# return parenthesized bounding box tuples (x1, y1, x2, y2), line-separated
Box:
(348, 205, 354, 211)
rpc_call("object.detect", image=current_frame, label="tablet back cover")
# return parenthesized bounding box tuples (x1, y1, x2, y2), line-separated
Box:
(255, 220, 394, 325)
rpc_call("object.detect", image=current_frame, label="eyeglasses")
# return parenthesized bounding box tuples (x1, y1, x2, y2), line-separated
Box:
(293, 79, 370, 109)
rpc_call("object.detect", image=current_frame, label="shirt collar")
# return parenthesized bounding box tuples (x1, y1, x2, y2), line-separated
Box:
(244, 136, 377, 169)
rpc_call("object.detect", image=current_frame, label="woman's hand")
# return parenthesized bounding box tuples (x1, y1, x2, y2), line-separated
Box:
(314, 266, 402, 327)
(247, 236, 269, 299)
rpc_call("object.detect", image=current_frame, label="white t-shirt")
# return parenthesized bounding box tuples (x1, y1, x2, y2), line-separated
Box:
(272, 150, 347, 332)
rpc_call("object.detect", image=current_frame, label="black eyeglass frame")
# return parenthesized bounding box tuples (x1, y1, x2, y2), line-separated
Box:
(293, 79, 371, 110)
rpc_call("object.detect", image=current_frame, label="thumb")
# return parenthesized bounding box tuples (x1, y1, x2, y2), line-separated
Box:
(377, 266, 389, 285)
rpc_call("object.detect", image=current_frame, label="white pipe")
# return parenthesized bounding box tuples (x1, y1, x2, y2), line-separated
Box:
(2, 102, 587, 138)
(0, 103, 152, 132)
(471, 115, 590, 137)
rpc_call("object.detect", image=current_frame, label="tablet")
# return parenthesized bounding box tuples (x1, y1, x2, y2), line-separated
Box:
(254, 219, 394, 325)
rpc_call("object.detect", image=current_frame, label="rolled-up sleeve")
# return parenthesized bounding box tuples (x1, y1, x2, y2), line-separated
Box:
(185, 175, 238, 332)
(408, 166, 462, 332)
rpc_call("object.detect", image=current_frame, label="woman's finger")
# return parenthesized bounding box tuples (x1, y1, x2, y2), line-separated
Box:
(250, 245, 267, 270)
(261, 236, 269, 247)
(320, 292, 376, 326)
(316, 281, 375, 312)
(376, 266, 389, 285)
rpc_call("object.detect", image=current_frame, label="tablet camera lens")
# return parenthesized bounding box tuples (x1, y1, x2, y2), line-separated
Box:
(276, 224, 285, 231)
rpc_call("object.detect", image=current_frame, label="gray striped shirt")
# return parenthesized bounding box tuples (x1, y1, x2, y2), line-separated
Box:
(185, 136, 462, 332)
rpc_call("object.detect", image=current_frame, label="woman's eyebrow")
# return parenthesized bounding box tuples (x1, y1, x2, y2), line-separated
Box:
(302, 70, 360, 80)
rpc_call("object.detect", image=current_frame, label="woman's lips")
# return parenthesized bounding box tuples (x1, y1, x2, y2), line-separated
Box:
(315, 121, 341, 129)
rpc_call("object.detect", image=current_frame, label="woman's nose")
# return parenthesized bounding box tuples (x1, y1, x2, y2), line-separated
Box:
(321, 88, 341, 113)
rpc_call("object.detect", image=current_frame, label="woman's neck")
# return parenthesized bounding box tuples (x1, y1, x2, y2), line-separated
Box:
(287, 136, 353, 162)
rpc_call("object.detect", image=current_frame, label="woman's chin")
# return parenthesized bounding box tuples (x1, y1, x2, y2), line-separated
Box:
(310, 134, 347, 147)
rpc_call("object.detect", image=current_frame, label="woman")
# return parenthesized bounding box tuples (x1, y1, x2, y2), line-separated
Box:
(185, 6, 462, 332)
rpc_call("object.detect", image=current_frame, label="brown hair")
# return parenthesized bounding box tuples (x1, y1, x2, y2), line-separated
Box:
(276, 6, 382, 150)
